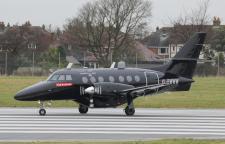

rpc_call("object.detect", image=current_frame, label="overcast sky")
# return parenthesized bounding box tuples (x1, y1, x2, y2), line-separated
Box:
(0, 0, 224, 30)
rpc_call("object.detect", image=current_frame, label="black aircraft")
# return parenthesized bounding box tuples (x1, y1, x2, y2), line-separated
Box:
(15, 32, 206, 116)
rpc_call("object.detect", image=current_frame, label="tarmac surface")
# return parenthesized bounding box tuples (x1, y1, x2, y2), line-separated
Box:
(0, 108, 225, 141)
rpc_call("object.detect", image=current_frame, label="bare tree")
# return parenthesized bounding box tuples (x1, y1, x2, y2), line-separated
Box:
(169, 0, 211, 43)
(64, 0, 152, 66)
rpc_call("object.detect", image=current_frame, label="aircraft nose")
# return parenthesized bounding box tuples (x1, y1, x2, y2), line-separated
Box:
(14, 91, 25, 101)
(14, 88, 33, 101)
(14, 81, 51, 101)
(14, 85, 38, 101)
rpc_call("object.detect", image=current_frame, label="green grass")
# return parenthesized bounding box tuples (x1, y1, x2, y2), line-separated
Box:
(0, 76, 225, 108)
(1, 139, 225, 144)
(135, 77, 225, 108)
(0, 76, 76, 107)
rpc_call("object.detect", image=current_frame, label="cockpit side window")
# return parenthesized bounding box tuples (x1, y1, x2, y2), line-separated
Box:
(66, 75, 72, 81)
(48, 74, 73, 81)
(50, 75, 59, 81)
(58, 75, 65, 81)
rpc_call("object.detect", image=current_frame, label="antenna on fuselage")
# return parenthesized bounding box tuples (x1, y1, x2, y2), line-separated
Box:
(67, 63, 73, 69)
(110, 62, 116, 68)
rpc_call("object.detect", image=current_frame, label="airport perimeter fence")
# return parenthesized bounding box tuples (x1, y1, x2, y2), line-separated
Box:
(0, 61, 224, 77)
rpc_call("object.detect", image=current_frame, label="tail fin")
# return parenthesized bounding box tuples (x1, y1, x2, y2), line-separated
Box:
(154, 32, 207, 79)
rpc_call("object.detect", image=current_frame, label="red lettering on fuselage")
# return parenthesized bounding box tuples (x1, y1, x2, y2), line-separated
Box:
(56, 82, 73, 87)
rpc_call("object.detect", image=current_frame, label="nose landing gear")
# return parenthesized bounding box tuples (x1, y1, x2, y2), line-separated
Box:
(39, 101, 46, 116)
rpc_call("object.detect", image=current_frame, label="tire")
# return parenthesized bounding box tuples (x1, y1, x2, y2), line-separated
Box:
(79, 105, 88, 114)
(125, 106, 135, 116)
(39, 109, 46, 116)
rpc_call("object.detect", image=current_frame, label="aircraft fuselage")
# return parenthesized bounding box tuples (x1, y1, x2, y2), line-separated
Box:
(15, 67, 190, 108)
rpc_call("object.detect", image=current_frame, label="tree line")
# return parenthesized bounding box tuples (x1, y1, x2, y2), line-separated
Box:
(0, 0, 225, 76)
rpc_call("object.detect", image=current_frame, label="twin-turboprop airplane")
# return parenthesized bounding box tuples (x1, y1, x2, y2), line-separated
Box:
(15, 32, 206, 116)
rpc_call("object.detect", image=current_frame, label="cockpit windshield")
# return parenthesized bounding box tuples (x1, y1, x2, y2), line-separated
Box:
(47, 74, 72, 81)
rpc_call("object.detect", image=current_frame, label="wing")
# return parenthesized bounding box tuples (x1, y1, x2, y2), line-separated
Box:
(85, 82, 168, 97)
(119, 83, 169, 96)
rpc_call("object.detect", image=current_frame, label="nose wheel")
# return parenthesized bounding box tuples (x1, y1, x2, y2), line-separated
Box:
(79, 104, 88, 114)
(39, 109, 46, 116)
(39, 101, 46, 116)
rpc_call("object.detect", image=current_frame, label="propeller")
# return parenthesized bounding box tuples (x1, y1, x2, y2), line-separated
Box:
(84, 86, 101, 95)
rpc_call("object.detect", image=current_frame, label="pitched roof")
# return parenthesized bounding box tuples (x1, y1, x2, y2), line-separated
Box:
(135, 41, 161, 61)
(141, 30, 169, 47)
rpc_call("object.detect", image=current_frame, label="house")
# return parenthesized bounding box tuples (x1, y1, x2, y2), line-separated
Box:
(135, 41, 161, 61)
(126, 41, 163, 69)
(141, 27, 170, 59)
(142, 17, 225, 61)
(59, 32, 99, 68)
(60, 32, 161, 68)
(0, 22, 53, 75)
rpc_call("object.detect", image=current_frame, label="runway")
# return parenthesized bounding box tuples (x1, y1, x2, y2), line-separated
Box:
(0, 108, 225, 141)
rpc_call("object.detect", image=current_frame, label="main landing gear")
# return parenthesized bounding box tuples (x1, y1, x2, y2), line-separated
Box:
(125, 106, 135, 116)
(125, 94, 135, 116)
(79, 104, 88, 114)
(39, 101, 46, 116)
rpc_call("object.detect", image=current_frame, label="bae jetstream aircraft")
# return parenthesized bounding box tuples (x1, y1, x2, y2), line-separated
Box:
(15, 32, 206, 116)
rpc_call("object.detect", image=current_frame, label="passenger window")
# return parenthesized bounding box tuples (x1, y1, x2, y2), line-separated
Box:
(98, 76, 104, 82)
(90, 77, 96, 83)
(58, 75, 65, 81)
(119, 76, 125, 82)
(126, 76, 132, 82)
(109, 76, 115, 82)
(82, 77, 88, 84)
(66, 75, 72, 81)
(134, 75, 141, 82)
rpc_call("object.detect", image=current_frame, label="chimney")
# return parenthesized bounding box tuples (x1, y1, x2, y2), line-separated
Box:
(213, 16, 221, 26)
(0, 22, 5, 31)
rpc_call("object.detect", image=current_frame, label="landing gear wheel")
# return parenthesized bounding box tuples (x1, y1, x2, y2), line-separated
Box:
(39, 109, 46, 116)
(125, 106, 135, 116)
(79, 104, 88, 114)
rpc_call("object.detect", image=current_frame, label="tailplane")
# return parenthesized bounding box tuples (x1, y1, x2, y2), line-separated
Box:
(154, 32, 206, 79)
(153, 32, 206, 91)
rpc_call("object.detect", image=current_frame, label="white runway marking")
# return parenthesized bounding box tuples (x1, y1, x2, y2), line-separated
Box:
(2, 127, 225, 133)
(0, 108, 225, 141)
(1, 130, 225, 136)
(2, 118, 225, 122)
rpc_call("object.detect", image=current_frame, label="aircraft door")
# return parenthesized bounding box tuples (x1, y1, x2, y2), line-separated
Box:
(145, 72, 159, 85)
(144, 72, 159, 93)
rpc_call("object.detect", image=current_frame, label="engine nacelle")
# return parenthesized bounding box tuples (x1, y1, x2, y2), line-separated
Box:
(85, 82, 134, 95)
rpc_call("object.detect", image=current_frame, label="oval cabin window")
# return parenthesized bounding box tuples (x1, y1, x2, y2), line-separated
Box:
(126, 76, 132, 82)
(134, 75, 140, 82)
(119, 76, 125, 82)
(109, 76, 115, 82)
(82, 77, 88, 84)
(98, 76, 104, 82)
(90, 77, 96, 83)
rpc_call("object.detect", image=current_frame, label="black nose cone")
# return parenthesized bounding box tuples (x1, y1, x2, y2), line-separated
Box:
(14, 92, 24, 101)
(14, 88, 32, 101)
(14, 81, 50, 101)
(14, 90, 30, 101)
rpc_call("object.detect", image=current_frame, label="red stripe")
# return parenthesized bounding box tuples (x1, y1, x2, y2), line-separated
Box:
(56, 82, 73, 87)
